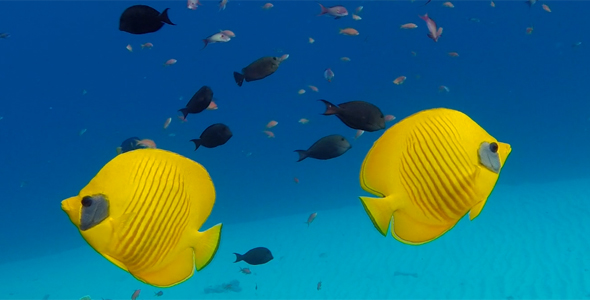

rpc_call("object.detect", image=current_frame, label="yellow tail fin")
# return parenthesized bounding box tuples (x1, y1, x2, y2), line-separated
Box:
(193, 223, 222, 271)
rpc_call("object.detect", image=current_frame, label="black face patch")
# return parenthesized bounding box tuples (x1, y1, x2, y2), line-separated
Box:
(80, 194, 109, 231)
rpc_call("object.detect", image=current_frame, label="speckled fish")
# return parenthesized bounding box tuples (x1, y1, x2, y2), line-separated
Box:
(178, 86, 214, 119)
(61, 148, 223, 287)
(320, 99, 385, 132)
(359, 108, 511, 245)
(233, 56, 287, 87)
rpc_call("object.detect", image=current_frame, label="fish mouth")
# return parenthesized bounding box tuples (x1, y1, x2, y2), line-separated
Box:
(61, 198, 72, 213)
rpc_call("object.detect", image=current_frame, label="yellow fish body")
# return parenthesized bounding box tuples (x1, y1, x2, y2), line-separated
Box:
(359, 108, 511, 245)
(61, 148, 222, 287)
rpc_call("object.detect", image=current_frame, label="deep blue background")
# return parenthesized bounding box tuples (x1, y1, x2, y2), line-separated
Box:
(0, 0, 588, 263)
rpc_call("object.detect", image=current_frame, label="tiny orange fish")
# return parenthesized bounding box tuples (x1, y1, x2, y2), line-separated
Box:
(542, 4, 551, 12)
(324, 68, 334, 82)
(309, 37, 315, 44)
(207, 100, 218, 110)
(355, 6, 363, 14)
(352, 14, 362, 20)
(308, 85, 319, 92)
(266, 120, 278, 128)
(219, 0, 228, 10)
(163, 117, 172, 129)
(340, 57, 351, 62)
(339, 28, 359, 36)
(442, 1, 454, 8)
(294, 177, 300, 183)
(306, 212, 317, 226)
(263, 130, 275, 138)
(490, 1, 495, 7)
(164, 59, 177, 66)
(177, 115, 188, 123)
(448, 52, 459, 57)
(141, 42, 153, 49)
(411, 51, 417, 56)
(131, 289, 141, 300)
(298, 89, 306, 95)
(400, 23, 418, 29)
(262, 2, 273, 9)
(384, 115, 396, 122)
(299, 118, 309, 124)
(439, 85, 450, 93)
(220, 29, 236, 38)
(526, 26, 534, 34)
(239, 267, 252, 274)
(393, 76, 406, 85)
(126, 44, 133, 52)
(355, 129, 364, 139)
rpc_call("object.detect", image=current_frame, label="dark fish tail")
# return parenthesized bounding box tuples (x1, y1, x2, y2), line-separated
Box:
(190, 139, 202, 151)
(159, 8, 176, 25)
(295, 150, 308, 162)
(233, 72, 245, 87)
(234, 253, 244, 263)
(179, 108, 189, 119)
(201, 39, 209, 50)
(319, 99, 339, 115)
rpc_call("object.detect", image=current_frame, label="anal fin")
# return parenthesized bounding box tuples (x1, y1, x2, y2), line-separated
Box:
(391, 211, 455, 245)
(359, 195, 397, 236)
(193, 223, 222, 271)
(132, 247, 195, 288)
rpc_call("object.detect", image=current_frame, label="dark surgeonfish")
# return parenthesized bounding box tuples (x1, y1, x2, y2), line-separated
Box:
(119, 5, 175, 35)
(233, 56, 287, 87)
(179, 86, 213, 119)
(191, 123, 233, 151)
(320, 99, 385, 132)
(234, 247, 273, 265)
(0, 33, 10, 39)
(295, 134, 351, 162)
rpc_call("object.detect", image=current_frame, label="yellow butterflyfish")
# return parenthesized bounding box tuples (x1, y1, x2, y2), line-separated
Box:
(61, 148, 222, 287)
(359, 108, 511, 245)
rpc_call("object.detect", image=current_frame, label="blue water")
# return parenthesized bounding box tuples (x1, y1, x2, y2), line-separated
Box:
(1, 0, 589, 296)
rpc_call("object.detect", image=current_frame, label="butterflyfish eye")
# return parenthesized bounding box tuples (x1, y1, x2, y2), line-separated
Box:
(478, 141, 501, 174)
(81, 196, 93, 207)
(80, 194, 110, 231)
(489, 142, 498, 153)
